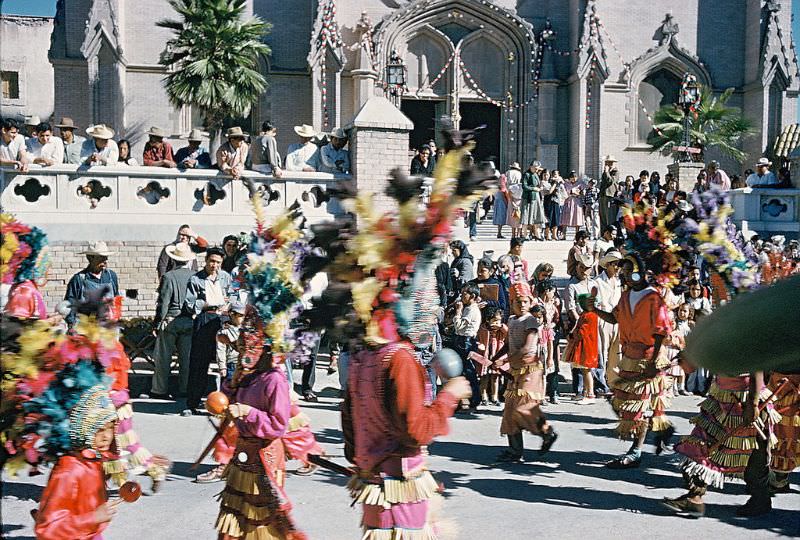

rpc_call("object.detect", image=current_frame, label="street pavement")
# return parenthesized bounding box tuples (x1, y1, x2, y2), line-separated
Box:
(2, 235, 798, 539)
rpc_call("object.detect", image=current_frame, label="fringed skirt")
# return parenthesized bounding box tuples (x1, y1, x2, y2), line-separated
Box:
(675, 376, 779, 489)
(105, 390, 167, 485)
(501, 363, 546, 436)
(610, 354, 672, 438)
(216, 439, 302, 540)
(349, 454, 442, 540)
(769, 373, 800, 474)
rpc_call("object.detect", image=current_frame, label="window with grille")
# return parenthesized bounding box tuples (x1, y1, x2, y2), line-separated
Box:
(2, 71, 20, 99)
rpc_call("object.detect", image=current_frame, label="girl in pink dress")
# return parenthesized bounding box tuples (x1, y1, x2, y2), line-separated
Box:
(476, 306, 508, 405)
(559, 172, 585, 235)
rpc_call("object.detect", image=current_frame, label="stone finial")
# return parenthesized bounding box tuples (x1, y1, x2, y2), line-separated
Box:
(765, 0, 781, 13)
(659, 13, 679, 45)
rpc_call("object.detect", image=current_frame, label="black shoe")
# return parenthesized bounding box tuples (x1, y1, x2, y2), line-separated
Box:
(539, 429, 558, 455)
(661, 495, 705, 518)
(496, 450, 523, 463)
(736, 498, 771, 517)
(606, 454, 641, 469)
(148, 392, 173, 401)
(549, 395, 559, 405)
(303, 391, 318, 402)
(655, 426, 676, 456)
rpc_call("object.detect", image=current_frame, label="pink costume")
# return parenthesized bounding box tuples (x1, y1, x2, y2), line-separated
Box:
(342, 343, 458, 539)
(4, 280, 47, 319)
(559, 178, 585, 227)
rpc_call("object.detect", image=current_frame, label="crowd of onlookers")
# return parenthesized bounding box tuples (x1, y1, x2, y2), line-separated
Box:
(0, 116, 351, 177)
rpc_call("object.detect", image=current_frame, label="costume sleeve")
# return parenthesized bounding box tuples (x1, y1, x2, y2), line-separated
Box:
(240, 373, 290, 440)
(649, 294, 671, 337)
(34, 461, 103, 540)
(387, 348, 458, 446)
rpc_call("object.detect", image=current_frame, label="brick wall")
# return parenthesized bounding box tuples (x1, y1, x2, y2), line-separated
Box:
(42, 241, 175, 320)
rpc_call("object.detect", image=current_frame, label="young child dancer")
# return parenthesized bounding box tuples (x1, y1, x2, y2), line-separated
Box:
(666, 303, 693, 397)
(535, 281, 562, 404)
(496, 282, 558, 462)
(476, 306, 508, 405)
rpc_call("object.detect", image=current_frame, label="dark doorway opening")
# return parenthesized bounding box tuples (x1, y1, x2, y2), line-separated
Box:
(402, 99, 438, 151)
(459, 101, 501, 164)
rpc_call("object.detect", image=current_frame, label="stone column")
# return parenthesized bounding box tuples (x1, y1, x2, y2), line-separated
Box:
(668, 161, 705, 192)
(347, 96, 414, 211)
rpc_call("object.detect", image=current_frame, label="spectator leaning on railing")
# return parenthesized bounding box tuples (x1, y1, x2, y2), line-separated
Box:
(216, 126, 249, 179)
(175, 129, 212, 169)
(26, 122, 64, 167)
(55, 117, 86, 164)
(142, 126, 177, 168)
(0, 118, 30, 172)
(79, 124, 119, 166)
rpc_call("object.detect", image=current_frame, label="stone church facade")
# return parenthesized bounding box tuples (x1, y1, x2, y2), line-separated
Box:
(28, 0, 800, 175)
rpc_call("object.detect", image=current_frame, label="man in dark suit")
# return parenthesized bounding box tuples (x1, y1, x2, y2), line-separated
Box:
(150, 242, 196, 400)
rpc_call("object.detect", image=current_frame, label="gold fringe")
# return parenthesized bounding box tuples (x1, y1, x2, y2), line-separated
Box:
(681, 459, 726, 489)
(115, 429, 139, 449)
(776, 414, 800, 428)
(224, 465, 265, 495)
(650, 416, 673, 432)
(104, 458, 128, 486)
(128, 446, 153, 467)
(219, 491, 273, 522)
(508, 364, 543, 377)
(287, 413, 310, 432)
(615, 419, 648, 439)
(770, 456, 799, 474)
(503, 388, 546, 401)
(215, 510, 284, 540)
(348, 471, 439, 509)
(116, 403, 134, 420)
(361, 525, 437, 540)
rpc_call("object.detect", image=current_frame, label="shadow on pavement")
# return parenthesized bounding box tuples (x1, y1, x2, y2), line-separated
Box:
(1, 480, 43, 502)
(0, 523, 34, 540)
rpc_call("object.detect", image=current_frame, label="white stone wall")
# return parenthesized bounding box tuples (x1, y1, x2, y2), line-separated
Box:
(0, 16, 55, 122)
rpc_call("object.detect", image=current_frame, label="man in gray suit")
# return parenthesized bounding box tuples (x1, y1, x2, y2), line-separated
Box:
(150, 242, 196, 400)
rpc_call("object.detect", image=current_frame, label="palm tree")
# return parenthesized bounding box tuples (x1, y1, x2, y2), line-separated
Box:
(157, 0, 271, 148)
(647, 87, 755, 163)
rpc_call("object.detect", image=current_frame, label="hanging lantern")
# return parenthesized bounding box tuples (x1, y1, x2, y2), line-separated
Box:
(386, 50, 407, 88)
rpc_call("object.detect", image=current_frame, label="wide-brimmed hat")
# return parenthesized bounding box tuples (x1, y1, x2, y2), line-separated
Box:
(165, 242, 196, 262)
(86, 124, 115, 140)
(225, 126, 247, 139)
(755, 157, 772, 167)
(676, 199, 694, 212)
(55, 117, 78, 129)
(186, 128, 204, 142)
(603, 155, 617, 163)
(146, 126, 168, 138)
(80, 241, 115, 257)
(529, 160, 543, 170)
(294, 124, 316, 138)
(330, 127, 347, 140)
(575, 252, 594, 268)
(599, 249, 623, 268)
(230, 300, 247, 315)
(508, 162, 521, 171)
(24, 115, 41, 126)
(707, 160, 720, 169)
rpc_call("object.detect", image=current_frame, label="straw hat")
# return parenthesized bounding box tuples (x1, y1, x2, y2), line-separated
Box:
(146, 126, 168, 138)
(754, 157, 772, 167)
(86, 124, 115, 140)
(330, 127, 347, 140)
(225, 126, 247, 139)
(80, 241, 115, 257)
(24, 115, 41, 127)
(603, 155, 618, 163)
(186, 128, 204, 142)
(575, 252, 594, 268)
(55, 117, 78, 129)
(508, 162, 521, 171)
(599, 249, 623, 268)
(294, 124, 315, 138)
(165, 242, 196, 262)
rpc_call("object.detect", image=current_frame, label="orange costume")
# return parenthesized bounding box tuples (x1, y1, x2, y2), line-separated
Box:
(34, 452, 109, 540)
(610, 288, 673, 437)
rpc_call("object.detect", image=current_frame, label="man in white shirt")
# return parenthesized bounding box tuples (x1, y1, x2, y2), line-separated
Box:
(285, 124, 320, 172)
(746, 157, 778, 188)
(79, 124, 119, 166)
(453, 283, 482, 411)
(593, 225, 617, 269)
(319, 127, 350, 174)
(562, 252, 599, 403)
(706, 160, 730, 191)
(26, 122, 65, 166)
(0, 118, 30, 172)
(595, 250, 623, 394)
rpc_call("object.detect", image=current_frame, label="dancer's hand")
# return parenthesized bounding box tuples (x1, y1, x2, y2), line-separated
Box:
(443, 376, 471, 400)
(228, 403, 252, 419)
(94, 502, 117, 524)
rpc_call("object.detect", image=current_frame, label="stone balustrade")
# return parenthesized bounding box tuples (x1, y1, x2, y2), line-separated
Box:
(727, 187, 800, 237)
(1, 165, 349, 241)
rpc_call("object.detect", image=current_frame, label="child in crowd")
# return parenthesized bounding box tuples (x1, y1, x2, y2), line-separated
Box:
(476, 306, 508, 406)
(496, 282, 557, 462)
(216, 301, 246, 382)
(666, 303, 694, 396)
(453, 283, 482, 411)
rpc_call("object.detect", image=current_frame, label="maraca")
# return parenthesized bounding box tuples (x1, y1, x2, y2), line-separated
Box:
(433, 348, 463, 379)
(119, 481, 142, 503)
(205, 391, 229, 415)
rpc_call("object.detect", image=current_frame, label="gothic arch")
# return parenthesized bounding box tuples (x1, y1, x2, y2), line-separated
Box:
(404, 25, 453, 96)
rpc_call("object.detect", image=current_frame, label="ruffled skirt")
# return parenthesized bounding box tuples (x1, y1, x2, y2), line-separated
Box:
(501, 363, 546, 436)
(769, 373, 800, 473)
(675, 376, 780, 488)
(610, 354, 673, 438)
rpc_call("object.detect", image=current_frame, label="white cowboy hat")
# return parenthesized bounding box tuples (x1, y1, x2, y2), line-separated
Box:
(186, 128, 204, 142)
(676, 199, 694, 213)
(225, 126, 247, 138)
(599, 249, 623, 268)
(146, 126, 168, 138)
(165, 242, 196, 262)
(86, 124, 115, 140)
(508, 162, 521, 171)
(603, 155, 618, 163)
(24, 115, 41, 126)
(575, 252, 594, 268)
(293, 124, 316, 138)
(80, 241, 115, 257)
(754, 157, 772, 167)
(330, 127, 347, 140)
